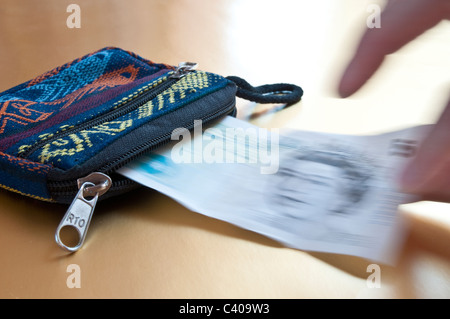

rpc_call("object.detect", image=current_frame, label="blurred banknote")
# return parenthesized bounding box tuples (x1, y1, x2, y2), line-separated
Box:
(118, 116, 430, 264)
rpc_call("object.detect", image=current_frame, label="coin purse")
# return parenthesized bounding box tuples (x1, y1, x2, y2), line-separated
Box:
(0, 47, 303, 251)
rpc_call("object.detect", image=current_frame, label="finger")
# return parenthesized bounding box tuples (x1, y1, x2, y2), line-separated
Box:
(399, 97, 450, 201)
(338, 0, 450, 98)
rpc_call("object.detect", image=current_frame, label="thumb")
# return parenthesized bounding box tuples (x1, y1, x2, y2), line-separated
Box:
(399, 97, 450, 202)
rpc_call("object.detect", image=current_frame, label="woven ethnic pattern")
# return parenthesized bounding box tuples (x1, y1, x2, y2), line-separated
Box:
(11, 64, 142, 157)
(0, 50, 113, 137)
(0, 47, 170, 143)
(14, 74, 171, 162)
(0, 151, 52, 201)
(138, 71, 211, 118)
(1, 63, 142, 146)
(2, 51, 172, 157)
(30, 71, 227, 170)
(0, 51, 112, 103)
(0, 47, 174, 201)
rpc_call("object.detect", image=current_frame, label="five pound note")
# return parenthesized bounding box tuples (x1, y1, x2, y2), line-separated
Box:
(118, 116, 430, 264)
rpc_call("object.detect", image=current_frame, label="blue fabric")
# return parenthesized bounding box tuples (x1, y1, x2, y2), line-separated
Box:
(0, 47, 232, 202)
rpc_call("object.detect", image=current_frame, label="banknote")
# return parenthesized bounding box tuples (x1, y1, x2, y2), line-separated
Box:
(117, 116, 430, 264)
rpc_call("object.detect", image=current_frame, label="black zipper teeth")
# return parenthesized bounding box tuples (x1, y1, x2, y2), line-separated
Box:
(49, 98, 236, 195)
(99, 98, 236, 174)
(20, 75, 177, 159)
(48, 177, 134, 197)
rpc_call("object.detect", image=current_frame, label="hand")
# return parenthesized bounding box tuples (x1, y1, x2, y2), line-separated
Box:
(338, 0, 450, 201)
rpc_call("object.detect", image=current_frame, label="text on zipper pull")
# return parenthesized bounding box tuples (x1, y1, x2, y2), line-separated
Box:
(55, 172, 112, 252)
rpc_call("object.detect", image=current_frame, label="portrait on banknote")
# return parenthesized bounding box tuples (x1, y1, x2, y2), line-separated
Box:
(267, 144, 375, 239)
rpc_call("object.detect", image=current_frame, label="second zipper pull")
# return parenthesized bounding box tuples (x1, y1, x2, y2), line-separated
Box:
(170, 62, 198, 79)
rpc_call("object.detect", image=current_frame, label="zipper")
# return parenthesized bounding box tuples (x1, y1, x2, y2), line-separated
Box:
(19, 62, 198, 159)
(48, 96, 236, 199)
(51, 62, 236, 252)
(100, 98, 235, 173)
(52, 62, 199, 252)
(53, 95, 235, 252)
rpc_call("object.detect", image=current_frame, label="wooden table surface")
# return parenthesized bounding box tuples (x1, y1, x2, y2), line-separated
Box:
(0, 0, 449, 299)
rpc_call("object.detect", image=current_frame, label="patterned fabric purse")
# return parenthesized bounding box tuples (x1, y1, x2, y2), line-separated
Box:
(0, 47, 302, 251)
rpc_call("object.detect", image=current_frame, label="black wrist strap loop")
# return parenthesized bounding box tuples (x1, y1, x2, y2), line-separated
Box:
(226, 76, 303, 106)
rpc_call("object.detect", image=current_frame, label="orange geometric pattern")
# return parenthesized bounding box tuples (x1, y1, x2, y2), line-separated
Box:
(0, 100, 52, 134)
(0, 65, 139, 134)
(55, 64, 140, 110)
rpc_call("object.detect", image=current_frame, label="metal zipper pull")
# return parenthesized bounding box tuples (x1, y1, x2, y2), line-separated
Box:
(170, 62, 198, 79)
(55, 172, 112, 252)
